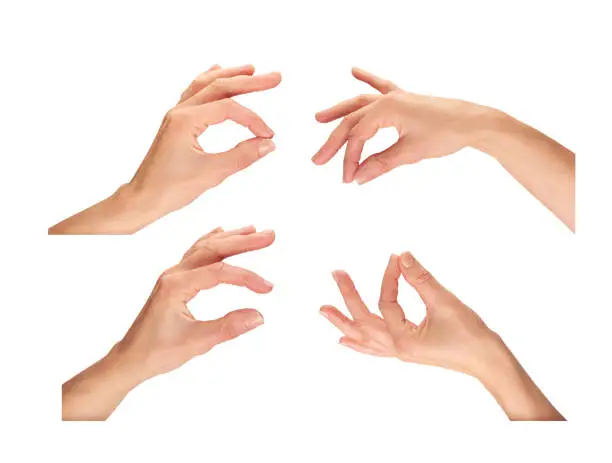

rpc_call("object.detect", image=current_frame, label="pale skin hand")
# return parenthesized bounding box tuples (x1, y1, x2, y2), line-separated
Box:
(49, 65, 281, 234)
(320, 252, 565, 421)
(313, 67, 575, 231)
(62, 225, 275, 421)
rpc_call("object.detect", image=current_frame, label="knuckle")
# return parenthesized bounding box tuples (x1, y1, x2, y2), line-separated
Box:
(220, 319, 241, 340)
(196, 242, 221, 261)
(236, 157, 251, 170)
(210, 78, 230, 93)
(414, 269, 433, 285)
(396, 338, 419, 359)
(219, 98, 236, 109)
(382, 93, 400, 106)
(381, 79, 394, 90)
(208, 261, 225, 273)
(164, 108, 186, 126)
(233, 151, 255, 170)
(357, 94, 372, 105)
(343, 113, 359, 127)
(157, 271, 176, 290)
(371, 155, 389, 170)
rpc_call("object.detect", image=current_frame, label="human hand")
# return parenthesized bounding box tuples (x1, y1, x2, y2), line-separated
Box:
(112, 225, 275, 384)
(312, 67, 489, 184)
(61, 225, 275, 420)
(320, 252, 564, 420)
(320, 252, 501, 378)
(126, 65, 281, 228)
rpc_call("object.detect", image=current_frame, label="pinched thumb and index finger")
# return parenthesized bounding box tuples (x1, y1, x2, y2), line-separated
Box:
(212, 137, 276, 180)
(397, 252, 449, 307)
(192, 308, 265, 351)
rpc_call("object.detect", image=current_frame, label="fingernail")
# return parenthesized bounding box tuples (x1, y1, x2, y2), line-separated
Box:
(319, 309, 329, 319)
(400, 252, 415, 268)
(258, 140, 276, 156)
(248, 312, 264, 328)
(354, 172, 368, 185)
(262, 279, 274, 288)
(260, 229, 274, 235)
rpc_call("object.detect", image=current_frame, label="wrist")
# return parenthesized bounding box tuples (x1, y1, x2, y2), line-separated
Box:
(470, 335, 564, 420)
(61, 345, 144, 421)
(470, 333, 518, 386)
(460, 330, 513, 381)
(48, 183, 162, 235)
(99, 343, 147, 392)
(468, 107, 518, 160)
(108, 183, 163, 233)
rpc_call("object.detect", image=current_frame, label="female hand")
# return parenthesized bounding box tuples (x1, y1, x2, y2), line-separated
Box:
(49, 65, 281, 234)
(312, 67, 575, 230)
(62, 225, 275, 420)
(116, 225, 276, 382)
(313, 67, 486, 184)
(127, 65, 282, 226)
(320, 253, 498, 376)
(320, 252, 564, 420)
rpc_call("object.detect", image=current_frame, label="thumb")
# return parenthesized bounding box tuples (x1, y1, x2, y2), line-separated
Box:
(214, 137, 276, 179)
(353, 141, 405, 185)
(398, 252, 448, 307)
(193, 309, 264, 352)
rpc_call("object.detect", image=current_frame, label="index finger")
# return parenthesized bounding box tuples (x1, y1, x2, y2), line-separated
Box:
(311, 107, 367, 165)
(351, 67, 398, 94)
(379, 254, 416, 330)
(184, 98, 274, 138)
(174, 262, 274, 302)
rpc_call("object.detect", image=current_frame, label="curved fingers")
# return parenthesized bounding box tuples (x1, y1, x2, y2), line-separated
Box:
(351, 67, 398, 94)
(315, 94, 379, 123)
(186, 98, 274, 139)
(353, 141, 407, 185)
(379, 255, 416, 333)
(311, 108, 367, 165)
(208, 137, 276, 182)
(170, 262, 273, 302)
(191, 308, 264, 353)
(182, 231, 276, 269)
(343, 137, 366, 183)
(336, 102, 401, 183)
(182, 225, 256, 261)
(320, 305, 363, 340)
(180, 64, 256, 103)
(398, 252, 448, 307)
(200, 225, 257, 243)
(331, 270, 371, 319)
(188, 72, 282, 106)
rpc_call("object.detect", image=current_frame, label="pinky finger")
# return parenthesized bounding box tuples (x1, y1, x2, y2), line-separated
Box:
(339, 337, 387, 357)
(320, 305, 362, 340)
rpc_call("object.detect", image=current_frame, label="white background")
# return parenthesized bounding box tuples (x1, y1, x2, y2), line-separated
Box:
(2, 0, 611, 461)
